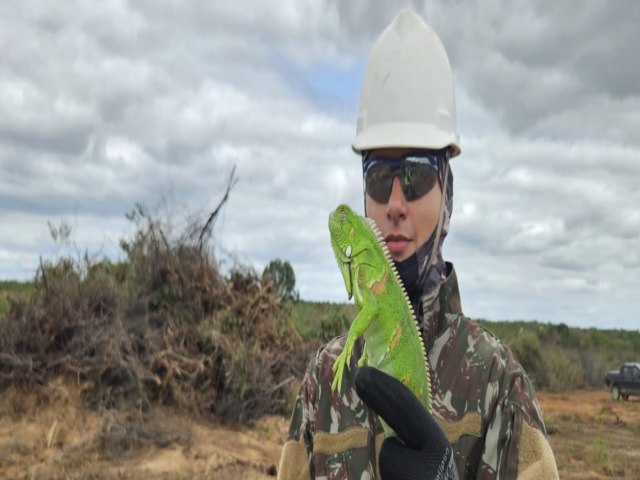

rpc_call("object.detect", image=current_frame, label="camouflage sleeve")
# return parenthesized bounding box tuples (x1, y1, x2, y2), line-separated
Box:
(277, 337, 378, 479)
(277, 352, 318, 479)
(479, 368, 558, 479)
(430, 316, 558, 479)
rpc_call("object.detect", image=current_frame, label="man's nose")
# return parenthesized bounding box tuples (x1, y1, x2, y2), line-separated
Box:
(386, 177, 408, 221)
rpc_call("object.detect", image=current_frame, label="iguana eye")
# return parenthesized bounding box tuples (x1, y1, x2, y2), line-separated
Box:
(345, 245, 352, 258)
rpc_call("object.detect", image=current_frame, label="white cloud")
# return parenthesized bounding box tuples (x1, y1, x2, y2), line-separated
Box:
(0, 0, 638, 330)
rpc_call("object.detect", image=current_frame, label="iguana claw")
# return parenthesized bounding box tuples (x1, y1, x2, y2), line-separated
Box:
(331, 354, 346, 392)
(331, 338, 355, 393)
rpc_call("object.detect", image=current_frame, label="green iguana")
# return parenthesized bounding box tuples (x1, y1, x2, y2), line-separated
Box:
(329, 203, 432, 436)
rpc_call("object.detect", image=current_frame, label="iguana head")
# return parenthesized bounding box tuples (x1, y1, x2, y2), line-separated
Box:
(329, 204, 386, 300)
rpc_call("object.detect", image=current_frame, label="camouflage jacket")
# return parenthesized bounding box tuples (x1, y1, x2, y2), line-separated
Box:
(278, 263, 558, 479)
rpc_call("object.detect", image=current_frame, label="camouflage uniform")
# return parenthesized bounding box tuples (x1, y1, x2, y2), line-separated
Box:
(277, 263, 558, 479)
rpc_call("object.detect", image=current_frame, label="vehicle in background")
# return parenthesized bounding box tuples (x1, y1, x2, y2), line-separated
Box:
(604, 362, 640, 401)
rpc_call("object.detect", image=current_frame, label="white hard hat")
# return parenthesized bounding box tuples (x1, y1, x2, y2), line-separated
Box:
(352, 10, 460, 157)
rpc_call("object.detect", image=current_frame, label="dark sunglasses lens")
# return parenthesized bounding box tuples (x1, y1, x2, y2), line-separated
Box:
(365, 163, 395, 203)
(365, 160, 438, 203)
(401, 162, 438, 201)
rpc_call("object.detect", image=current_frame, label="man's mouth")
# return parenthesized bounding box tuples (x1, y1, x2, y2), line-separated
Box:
(385, 234, 411, 256)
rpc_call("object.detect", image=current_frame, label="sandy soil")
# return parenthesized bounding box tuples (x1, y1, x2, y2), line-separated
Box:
(1, 381, 639, 479)
(0, 379, 288, 479)
(538, 390, 640, 479)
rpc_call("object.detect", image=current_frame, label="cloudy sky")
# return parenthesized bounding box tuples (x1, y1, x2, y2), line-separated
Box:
(1, 1, 639, 330)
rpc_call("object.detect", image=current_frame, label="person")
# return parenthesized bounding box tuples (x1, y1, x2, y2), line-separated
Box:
(277, 10, 559, 480)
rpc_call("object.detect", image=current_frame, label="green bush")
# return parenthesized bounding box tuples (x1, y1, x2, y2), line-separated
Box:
(290, 301, 355, 342)
(479, 319, 640, 391)
(546, 350, 586, 391)
(319, 310, 350, 343)
(508, 332, 549, 389)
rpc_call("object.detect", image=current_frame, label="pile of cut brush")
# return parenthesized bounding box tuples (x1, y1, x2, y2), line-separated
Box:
(0, 189, 309, 446)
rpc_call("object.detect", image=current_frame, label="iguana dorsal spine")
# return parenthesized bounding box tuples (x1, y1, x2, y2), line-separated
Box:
(329, 204, 432, 437)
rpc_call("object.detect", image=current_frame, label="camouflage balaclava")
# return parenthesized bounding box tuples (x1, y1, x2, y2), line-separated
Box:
(373, 151, 454, 322)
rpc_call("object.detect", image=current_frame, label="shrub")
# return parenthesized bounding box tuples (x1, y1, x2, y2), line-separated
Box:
(508, 332, 549, 389)
(546, 350, 586, 392)
(0, 201, 307, 428)
(319, 309, 350, 343)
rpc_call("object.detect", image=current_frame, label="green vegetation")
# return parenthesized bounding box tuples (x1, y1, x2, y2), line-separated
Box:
(4, 268, 639, 396)
(0, 280, 33, 318)
(290, 301, 356, 342)
(589, 436, 612, 473)
(476, 320, 640, 391)
(4, 266, 638, 395)
(290, 307, 640, 392)
(262, 259, 299, 301)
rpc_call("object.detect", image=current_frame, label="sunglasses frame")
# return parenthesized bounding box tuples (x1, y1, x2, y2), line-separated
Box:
(362, 151, 441, 204)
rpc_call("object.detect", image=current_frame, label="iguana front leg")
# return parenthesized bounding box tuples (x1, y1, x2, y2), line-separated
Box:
(331, 296, 378, 393)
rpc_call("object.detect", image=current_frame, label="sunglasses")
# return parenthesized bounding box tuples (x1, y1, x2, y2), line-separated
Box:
(363, 152, 440, 203)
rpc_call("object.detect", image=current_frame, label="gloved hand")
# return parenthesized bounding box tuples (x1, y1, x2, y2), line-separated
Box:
(355, 366, 459, 480)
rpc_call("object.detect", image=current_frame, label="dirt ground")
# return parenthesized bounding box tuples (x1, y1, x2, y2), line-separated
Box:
(538, 390, 640, 479)
(1, 381, 638, 479)
(0, 379, 288, 479)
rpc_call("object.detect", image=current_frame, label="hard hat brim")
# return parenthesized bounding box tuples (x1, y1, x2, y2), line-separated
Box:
(352, 122, 461, 157)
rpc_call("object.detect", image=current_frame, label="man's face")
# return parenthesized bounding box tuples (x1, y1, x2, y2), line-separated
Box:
(364, 147, 442, 262)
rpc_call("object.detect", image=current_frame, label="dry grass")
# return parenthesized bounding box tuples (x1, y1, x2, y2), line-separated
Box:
(0, 187, 311, 461)
(1, 385, 638, 479)
(0, 378, 288, 479)
(539, 390, 640, 479)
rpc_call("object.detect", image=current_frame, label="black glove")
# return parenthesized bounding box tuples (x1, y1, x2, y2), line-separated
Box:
(355, 366, 459, 480)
